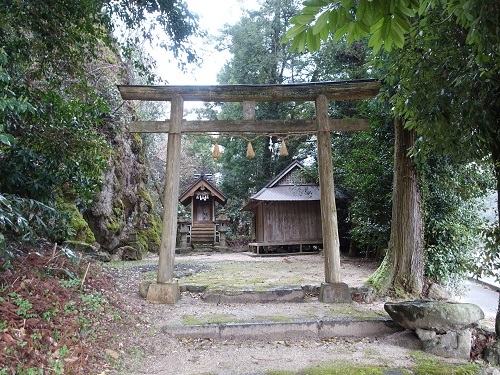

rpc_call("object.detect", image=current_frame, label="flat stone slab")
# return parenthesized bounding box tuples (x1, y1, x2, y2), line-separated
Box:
(201, 286, 306, 303)
(384, 300, 484, 332)
(199, 284, 375, 304)
(164, 318, 403, 341)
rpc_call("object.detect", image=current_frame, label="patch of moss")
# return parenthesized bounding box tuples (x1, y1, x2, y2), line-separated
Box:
(58, 202, 95, 243)
(113, 199, 124, 218)
(275, 362, 389, 375)
(323, 303, 386, 320)
(413, 363, 479, 375)
(181, 313, 237, 326)
(366, 255, 392, 293)
(177, 261, 314, 292)
(137, 215, 161, 253)
(106, 219, 120, 234)
(138, 187, 153, 210)
(131, 134, 144, 163)
(253, 315, 294, 323)
(409, 351, 479, 375)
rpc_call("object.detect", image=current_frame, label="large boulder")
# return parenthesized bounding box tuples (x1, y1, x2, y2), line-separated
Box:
(384, 300, 484, 332)
(427, 283, 452, 301)
(384, 300, 485, 359)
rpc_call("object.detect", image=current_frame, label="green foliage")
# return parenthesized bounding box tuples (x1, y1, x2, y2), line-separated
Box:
(283, 0, 419, 53)
(283, 0, 498, 62)
(215, 0, 318, 235)
(0, 90, 110, 207)
(0, 193, 72, 268)
(472, 221, 500, 282)
(331, 101, 394, 256)
(420, 156, 493, 288)
(107, 0, 202, 71)
(0, 0, 201, 250)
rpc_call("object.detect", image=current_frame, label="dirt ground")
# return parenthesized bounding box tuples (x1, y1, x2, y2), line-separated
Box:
(105, 252, 494, 375)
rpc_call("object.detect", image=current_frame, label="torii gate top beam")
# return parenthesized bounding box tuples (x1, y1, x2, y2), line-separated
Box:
(117, 79, 380, 102)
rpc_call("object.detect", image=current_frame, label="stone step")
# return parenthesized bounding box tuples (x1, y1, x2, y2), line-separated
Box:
(195, 285, 375, 304)
(191, 223, 215, 228)
(163, 318, 402, 341)
(191, 229, 215, 235)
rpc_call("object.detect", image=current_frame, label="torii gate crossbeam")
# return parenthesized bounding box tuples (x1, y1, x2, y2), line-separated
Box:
(117, 80, 381, 304)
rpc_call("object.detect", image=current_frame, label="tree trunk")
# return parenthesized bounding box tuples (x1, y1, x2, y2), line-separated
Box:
(368, 117, 424, 296)
(492, 142, 500, 337)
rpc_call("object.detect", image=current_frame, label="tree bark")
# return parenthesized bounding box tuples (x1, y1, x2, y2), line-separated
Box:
(369, 117, 424, 296)
(492, 142, 500, 337)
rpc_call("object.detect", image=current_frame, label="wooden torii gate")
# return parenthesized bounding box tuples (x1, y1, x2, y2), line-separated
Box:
(118, 80, 381, 304)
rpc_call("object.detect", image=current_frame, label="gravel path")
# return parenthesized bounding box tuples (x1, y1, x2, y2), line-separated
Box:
(106, 252, 487, 375)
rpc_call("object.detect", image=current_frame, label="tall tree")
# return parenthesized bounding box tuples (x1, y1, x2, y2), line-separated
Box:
(284, 0, 499, 328)
(215, 0, 317, 234)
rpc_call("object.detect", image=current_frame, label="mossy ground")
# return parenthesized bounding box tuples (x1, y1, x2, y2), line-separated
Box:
(266, 359, 480, 375)
(177, 260, 314, 291)
(180, 313, 296, 326)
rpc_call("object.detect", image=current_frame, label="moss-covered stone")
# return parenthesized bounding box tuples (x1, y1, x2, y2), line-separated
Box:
(105, 218, 121, 234)
(131, 134, 144, 163)
(112, 199, 125, 218)
(58, 202, 95, 244)
(136, 214, 162, 253)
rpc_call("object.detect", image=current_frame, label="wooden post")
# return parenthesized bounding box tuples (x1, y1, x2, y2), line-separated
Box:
(146, 95, 183, 303)
(243, 101, 255, 120)
(158, 95, 183, 282)
(316, 95, 351, 302)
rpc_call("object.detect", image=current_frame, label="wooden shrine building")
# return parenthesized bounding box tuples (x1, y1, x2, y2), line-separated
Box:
(244, 160, 349, 254)
(178, 175, 227, 245)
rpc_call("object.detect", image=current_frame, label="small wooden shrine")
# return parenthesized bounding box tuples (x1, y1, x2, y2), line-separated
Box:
(243, 160, 348, 254)
(178, 175, 227, 245)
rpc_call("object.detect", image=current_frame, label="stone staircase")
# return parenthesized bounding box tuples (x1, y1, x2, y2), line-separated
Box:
(190, 222, 215, 244)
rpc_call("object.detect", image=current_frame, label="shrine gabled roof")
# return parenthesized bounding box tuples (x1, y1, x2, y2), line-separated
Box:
(242, 160, 347, 211)
(250, 185, 321, 202)
(242, 161, 317, 211)
(179, 176, 227, 206)
(264, 160, 313, 188)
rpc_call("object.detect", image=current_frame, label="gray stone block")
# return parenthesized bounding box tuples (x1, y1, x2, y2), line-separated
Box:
(484, 341, 500, 366)
(146, 282, 181, 304)
(416, 328, 472, 359)
(319, 282, 351, 303)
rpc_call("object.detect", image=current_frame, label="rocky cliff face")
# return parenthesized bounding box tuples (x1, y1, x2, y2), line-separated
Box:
(84, 123, 161, 256)
(75, 44, 162, 258)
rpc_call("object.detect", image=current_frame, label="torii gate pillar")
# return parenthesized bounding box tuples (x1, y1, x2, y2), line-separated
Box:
(146, 95, 183, 304)
(316, 95, 350, 303)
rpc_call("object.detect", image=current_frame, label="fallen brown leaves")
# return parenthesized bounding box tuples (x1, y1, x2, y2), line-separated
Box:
(0, 243, 128, 374)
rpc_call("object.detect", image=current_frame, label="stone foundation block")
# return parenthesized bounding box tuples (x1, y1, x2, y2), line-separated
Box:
(319, 282, 351, 303)
(484, 341, 500, 366)
(416, 328, 472, 359)
(146, 282, 181, 304)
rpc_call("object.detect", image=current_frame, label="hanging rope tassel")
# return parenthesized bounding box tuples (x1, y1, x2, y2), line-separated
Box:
(246, 141, 255, 158)
(279, 138, 288, 157)
(212, 141, 221, 159)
